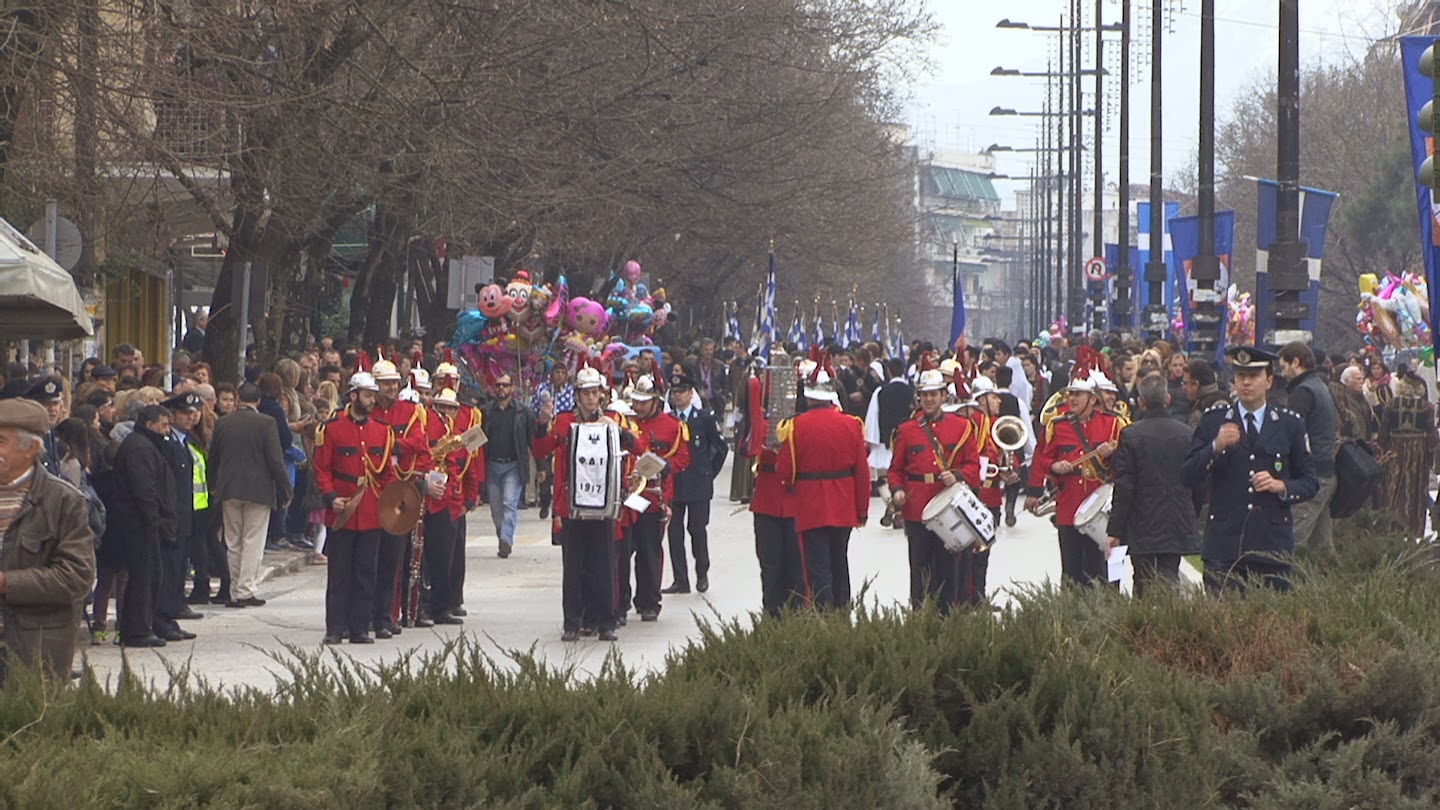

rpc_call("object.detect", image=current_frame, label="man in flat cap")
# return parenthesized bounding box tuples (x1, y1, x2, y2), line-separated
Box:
(1182, 346, 1319, 593)
(0, 398, 96, 683)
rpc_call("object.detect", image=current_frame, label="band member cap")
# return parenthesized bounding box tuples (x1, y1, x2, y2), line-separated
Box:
(916, 369, 947, 392)
(371, 360, 402, 381)
(348, 372, 380, 392)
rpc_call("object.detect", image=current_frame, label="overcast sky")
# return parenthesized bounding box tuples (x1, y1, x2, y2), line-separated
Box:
(905, 0, 1400, 208)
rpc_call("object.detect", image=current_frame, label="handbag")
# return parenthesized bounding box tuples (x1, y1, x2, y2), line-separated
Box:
(1331, 439, 1383, 518)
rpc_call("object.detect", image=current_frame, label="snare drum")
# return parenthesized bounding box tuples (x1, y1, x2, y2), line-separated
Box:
(920, 482, 996, 553)
(1073, 483, 1113, 550)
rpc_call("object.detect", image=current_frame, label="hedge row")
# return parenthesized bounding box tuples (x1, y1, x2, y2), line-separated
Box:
(2, 516, 1439, 808)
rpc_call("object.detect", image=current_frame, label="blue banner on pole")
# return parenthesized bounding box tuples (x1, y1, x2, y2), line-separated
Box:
(1401, 37, 1440, 360)
(1252, 178, 1336, 343)
(1169, 211, 1235, 361)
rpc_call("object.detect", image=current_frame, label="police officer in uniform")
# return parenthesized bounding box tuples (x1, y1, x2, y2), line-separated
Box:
(23, 377, 64, 475)
(155, 391, 205, 641)
(314, 372, 399, 644)
(887, 369, 981, 612)
(1182, 346, 1319, 593)
(664, 374, 727, 595)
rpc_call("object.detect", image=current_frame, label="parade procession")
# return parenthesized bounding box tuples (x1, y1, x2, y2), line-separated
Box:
(14, 0, 1440, 806)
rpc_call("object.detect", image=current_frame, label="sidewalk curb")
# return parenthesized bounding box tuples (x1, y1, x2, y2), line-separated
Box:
(256, 551, 311, 585)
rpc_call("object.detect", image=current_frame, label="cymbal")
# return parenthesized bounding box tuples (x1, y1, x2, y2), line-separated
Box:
(378, 480, 423, 535)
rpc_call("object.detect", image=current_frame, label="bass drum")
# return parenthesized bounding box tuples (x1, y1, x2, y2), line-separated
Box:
(1073, 483, 1113, 550)
(920, 482, 996, 553)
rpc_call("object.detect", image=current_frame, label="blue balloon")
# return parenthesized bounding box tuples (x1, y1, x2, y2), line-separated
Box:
(454, 310, 489, 345)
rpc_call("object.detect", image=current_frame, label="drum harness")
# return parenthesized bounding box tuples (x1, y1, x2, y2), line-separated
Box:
(914, 416, 970, 485)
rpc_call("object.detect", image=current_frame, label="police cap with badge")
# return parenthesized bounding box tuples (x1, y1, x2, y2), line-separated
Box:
(162, 391, 203, 412)
(24, 376, 64, 404)
(1225, 345, 1278, 372)
(669, 373, 698, 392)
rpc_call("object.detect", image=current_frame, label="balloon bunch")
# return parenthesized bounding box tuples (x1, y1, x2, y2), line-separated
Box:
(453, 262, 677, 394)
(605, 260, 671, 342)
(1358, 272, 1432, 350)
(1035, 316, 1068, 349)
(1226, 284, 1255, 347)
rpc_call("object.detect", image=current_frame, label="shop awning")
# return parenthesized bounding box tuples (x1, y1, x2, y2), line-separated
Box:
(0, 218, 94, 339)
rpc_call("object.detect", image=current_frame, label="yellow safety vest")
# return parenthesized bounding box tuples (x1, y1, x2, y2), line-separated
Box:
(190, 444, 209, 510)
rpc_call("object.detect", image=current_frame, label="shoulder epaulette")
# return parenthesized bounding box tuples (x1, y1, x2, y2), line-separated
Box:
(776, 418, 794, 444)
(1206, 400, 1230, 412)
(315, 418, 335, 447)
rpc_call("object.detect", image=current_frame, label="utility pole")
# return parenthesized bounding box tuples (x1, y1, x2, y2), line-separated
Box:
(1190, 0, 1222, 357)
(1091, 0, 1105, 335)
(1144, 0, 1166, 338)
(1069, 2, 1085, 334)
(1268, 0, 1307, 345)
(1115, 0, 1132, 331)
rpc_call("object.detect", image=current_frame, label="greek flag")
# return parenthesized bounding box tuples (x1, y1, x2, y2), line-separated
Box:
(890, 319, 906, 365)
(725, 301, 742, 344)
(870, 304, 881, 342)
(1134, 200, 1180, 319)
(787, 302, 808, 351)
(757, 253, 777, 359)
(812, 302, 825, 347)
(844, 297, 862, 346)
(1252, 177, 1337, 341)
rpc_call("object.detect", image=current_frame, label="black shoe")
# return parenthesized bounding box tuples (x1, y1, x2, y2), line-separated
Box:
(640, 610, 659, 622)
(413, 617, 435, 628)
(450, 606, 468, 617)
(539, 505, 550, 519)
(433, 614, 463, 625)
(696, 575, 709, 594)
(1005, 513, 1017, 527)
(177, 609, 204, 621)
(322, 634, 344, 645)
(580, 627, 596, 637)
(290, 536, 315, 550)
(159, 629, 196, 642)
(879, 511, 893, 528)
(384, 621, 403, 635)
(211, 592, 232, 605)
(264, 541, 284, 552)
(186, 591, 210, 605)
(561, 629, 580, 642)
(373, 626, 393, 640)
(350, 634, 375, 644)
(241, 597, 267, 607)
(120, 635, 166, 648)
(497, 542, 511, 559)
(224, 600, 247, 608)
(598, 629, 618, 642)
(617, 614, 628, 627)
(661, 584, 690, 595)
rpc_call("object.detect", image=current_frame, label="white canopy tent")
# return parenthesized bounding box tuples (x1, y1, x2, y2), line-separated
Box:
(0, 217, 93, 340)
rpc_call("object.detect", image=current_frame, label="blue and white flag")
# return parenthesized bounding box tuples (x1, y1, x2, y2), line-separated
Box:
(949, 265, 967, 349)
(844, 296, 862, 347)
(890, 319, 906, 365)
(757, 253, 777, 360)
(1253, 177, 1337, 342)
(726, 302, 743, 344)
(870, 304, 881, 342)
(787, 302, 808, 351)
(1133, 200, 1180, 322)
(1168, 211, 1235, 361)
(812, 301, 825, 346)
(1402, 37, 1440, 358)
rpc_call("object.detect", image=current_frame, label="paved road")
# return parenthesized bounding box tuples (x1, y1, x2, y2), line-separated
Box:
(84, 461, 1165, 692)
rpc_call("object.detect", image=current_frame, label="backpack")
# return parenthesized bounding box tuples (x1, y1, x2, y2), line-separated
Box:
(1331, 440, 1383, 519)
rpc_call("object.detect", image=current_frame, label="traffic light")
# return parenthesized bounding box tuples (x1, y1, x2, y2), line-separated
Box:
(1419, 41, 1439, 190)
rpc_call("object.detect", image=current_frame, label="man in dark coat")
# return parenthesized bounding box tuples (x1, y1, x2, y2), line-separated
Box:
(1105, 373, 1199, 597)
(111, 404, 178, 647)
(664, 375, 728, 594)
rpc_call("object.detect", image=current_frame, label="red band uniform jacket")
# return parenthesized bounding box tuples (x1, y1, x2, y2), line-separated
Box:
(1026, 411, 1125, 526)
(314, 408, 399, 531)
(777, 405, 870, 533)
(887, 412, 982, 522)
(634, 411, 691, 513)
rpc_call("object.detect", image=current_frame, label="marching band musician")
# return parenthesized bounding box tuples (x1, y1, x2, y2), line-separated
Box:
(440, 388, 484, 620)
(422, 389, 482, 626)
(887, 369, 981, 613)
(607, 390, 649, 629)
(534, 367, 639, 642)
(1180, 346, 1318, 593)
(748, 358, 803, 617)
(314, 372, 398, 645)
(627, 375, 691, 621)
(777, 367, 870, 610)
(1024, 370, 1126, 587)
(368, 357, 440, 636)
(965, 376, 1016, 607)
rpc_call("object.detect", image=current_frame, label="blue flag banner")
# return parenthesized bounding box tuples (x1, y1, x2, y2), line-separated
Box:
(812, 304, 825, 347)
(870, 305, 881, 343)
(726, 302, 743, 345)
(1401, 37, 1440, 359)
(844, 297, 862, 347)
(1168, 211, 1235, 361)
(891, 320, 906, 365)
(1134, 201, 1181, 319)
(949, 268, 967, 348)
(1253, 177, 1337, 343)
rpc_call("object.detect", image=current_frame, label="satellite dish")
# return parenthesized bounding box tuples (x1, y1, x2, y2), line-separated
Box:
(26, 216, 83, 272)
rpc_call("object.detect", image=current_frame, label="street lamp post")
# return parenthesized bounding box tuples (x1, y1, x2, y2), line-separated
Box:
(1269, 0, 1307, 345)
(1190, 0, 1223, 356)
(1114, 0, 1132, 331)
(1091, 0, 1106, 336)
(1144, 0, 1167, 338)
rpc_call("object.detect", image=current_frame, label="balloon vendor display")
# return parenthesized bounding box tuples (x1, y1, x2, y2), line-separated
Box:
(1356, 271, 1431, 351)
(451, 261, 675, 393)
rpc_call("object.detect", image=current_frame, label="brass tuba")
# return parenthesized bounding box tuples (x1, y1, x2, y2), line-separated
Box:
(991, 415, 1030, 456)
